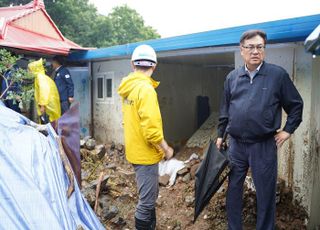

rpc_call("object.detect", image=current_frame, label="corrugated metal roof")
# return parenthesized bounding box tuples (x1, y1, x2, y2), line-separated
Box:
(68, 14, 320, 61)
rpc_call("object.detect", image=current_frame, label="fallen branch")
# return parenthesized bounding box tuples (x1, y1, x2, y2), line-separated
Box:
(94, 171, 106, 213)
(56, 137, 75, 198)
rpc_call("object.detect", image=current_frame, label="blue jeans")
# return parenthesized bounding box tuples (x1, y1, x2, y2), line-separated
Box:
(227, 136, 277, 230)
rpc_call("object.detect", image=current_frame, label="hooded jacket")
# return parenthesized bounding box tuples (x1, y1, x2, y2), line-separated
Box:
(28, 59, 61, 122)
(118, 71, 164, 165)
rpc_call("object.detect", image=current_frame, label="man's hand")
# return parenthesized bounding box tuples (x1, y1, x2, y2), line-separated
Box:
(275, 131, 291, 148)
(164, 146, 174, 160)
(68, 97, 74, 104)
(216, 137, 223, 149)
(39, 105, 46, 114)
(158, 139, 174, 160)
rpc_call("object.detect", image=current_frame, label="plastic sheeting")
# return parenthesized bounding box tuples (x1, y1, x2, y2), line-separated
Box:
(52, 102, 81, 185)
(194, 140, 232, 222)
(0, 102, 104, 230)
(159, 159, 185, 187)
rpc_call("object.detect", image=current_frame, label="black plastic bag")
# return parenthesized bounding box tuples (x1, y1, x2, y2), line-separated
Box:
(194, 138, 232, 222)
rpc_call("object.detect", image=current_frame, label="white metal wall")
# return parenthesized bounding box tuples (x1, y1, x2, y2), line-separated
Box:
(92, 59, 131, 143)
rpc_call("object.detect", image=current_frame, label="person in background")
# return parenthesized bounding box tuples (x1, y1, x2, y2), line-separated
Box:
(118, 44, 174, 230)
(1, 64, 21, 113)
(51, 55, 74, 114)
(28, 59, 61, 123)
(216, 30, 303, 230)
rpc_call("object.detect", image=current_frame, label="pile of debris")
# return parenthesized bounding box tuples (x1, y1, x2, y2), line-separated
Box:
(80, 137, 137, 229)
(205, 178, 308, 230)
(186, 112, 218, 148)
(79, 137, 309, 230)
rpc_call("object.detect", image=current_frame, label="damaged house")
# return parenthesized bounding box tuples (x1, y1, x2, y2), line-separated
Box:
(69, 14, 320, 229)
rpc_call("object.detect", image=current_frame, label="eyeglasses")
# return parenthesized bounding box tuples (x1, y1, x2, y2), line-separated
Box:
(241, 44, 265, 52)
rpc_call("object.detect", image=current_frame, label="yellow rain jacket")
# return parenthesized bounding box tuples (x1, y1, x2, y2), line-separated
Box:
(28, 59, 61, 122)
(118, 71, 164, 165)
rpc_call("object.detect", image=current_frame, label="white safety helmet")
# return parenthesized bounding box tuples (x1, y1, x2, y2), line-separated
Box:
(131, 44, 157, 67)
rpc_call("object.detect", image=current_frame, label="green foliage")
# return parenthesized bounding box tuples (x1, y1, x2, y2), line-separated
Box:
(0, 49, 34, 106)
(108, 5, 160, 46)
(0, 0, 160, 47)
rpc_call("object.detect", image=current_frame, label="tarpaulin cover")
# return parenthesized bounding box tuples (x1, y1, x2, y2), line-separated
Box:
(0, 102, 104, 229)
(52, 102, 81, 186)
(194, 140, 232, 222)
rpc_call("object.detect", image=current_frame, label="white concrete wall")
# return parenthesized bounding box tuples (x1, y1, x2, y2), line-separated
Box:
(307, 56, 320, 229)
(154, 63, 231, 144)
(291, 45, 314, 217)
(92, 59, 131, 143)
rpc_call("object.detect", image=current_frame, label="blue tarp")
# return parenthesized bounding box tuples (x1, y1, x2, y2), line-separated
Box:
(0, 102, 104, 229)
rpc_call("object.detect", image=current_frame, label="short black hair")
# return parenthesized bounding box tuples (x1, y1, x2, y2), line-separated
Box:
(52, 55, 65, 65)
(240, 30, 267, 45)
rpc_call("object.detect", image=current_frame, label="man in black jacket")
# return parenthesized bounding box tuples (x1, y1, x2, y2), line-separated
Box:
(52, 56, 74, 114)
(216, 30, 303, 230)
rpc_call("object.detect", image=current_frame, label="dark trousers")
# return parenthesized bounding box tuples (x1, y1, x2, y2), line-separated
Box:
(133, 164, 159, 222)
(61, 101, 70, 114)
(227, 136, 277, 230)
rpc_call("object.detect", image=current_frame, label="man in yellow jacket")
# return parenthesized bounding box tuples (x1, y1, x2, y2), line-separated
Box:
(28, 59, 61, 123)
(118, 44, 173, 230)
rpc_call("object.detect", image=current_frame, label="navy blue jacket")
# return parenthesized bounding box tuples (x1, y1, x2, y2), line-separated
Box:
(218, 62, 303, 142)
(53, 66, 74, 102)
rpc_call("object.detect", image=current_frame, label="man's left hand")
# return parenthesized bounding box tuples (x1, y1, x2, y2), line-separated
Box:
(275, 131, 291, 147)
(39, 105, 46, 114)
(68, 97, 74, 103)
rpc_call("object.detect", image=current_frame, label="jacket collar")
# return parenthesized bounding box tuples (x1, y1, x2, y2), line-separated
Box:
(239, 61, 267, 77)
(133, 71, 160, 88)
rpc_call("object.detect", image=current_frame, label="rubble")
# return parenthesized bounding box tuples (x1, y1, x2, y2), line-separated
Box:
(190, 163, 200, 179)
(185, 195, 195, 207)
(116, 143, 124, 152)
(186, 113, 218, 148)
(86, 174, 110, 191)
(177, 167, 189, 176)
(110, 216, 126, 227)
(182, 173, 191, 183)
(80, 140, 309, 230)
(80, 139, 86, 148)
(159, 174, 170, 186)
(85, 138, 96, 150)
(102, 205, 119, 221)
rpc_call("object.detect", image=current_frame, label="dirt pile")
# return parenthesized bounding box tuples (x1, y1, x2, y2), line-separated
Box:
(80, 140, 308, 230)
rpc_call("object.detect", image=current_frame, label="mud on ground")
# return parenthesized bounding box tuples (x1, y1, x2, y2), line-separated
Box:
(80, 142, 308, 230)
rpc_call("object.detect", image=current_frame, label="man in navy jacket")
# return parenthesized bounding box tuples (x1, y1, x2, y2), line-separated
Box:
(52, 56, 74, 114)
(216, 30, 303, 230)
